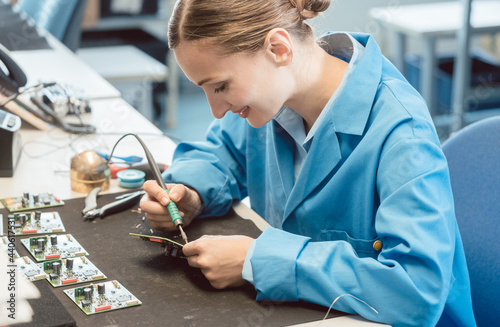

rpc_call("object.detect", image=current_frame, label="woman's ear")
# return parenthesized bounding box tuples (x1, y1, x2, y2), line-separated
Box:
(264, 28, 293, 67)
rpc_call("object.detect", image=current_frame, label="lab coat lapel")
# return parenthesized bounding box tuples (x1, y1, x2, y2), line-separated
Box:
(270, 120, 294, 202)
(282, 33, 383, 223)
(284, 121, 342, 220)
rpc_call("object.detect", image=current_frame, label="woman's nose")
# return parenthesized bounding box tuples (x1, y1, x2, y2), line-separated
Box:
(206, 94, 228, 119)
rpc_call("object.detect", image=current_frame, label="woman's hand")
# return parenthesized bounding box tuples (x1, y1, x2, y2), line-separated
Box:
(140, 180, 203, 232)
(182, 235, 254, 289)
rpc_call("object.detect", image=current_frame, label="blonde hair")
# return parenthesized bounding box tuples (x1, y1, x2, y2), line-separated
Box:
(168, 0, 331, 55)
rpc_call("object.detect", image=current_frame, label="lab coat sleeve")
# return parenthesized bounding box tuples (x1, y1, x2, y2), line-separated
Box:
(162, 115, 249, 217)
(249, 135, 457, 327)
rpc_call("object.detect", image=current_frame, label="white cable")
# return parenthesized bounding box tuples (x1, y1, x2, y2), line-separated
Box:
(314, 293, 379, 327)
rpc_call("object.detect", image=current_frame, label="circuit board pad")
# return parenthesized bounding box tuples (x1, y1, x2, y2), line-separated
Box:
(9, 211, 66, 235)
(16, 256, 47, 282)
(21, 234, 89, 262)
(129, 232, 184, 258)
(41, 256, 106, 287)
(64, 280, 142, 315)
(0, 192, 64, 212)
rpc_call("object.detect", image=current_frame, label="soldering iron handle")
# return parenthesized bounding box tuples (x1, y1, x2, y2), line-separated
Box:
(164, 188, 183, 226)
(133, 137, 184, 227)
(107, 133, 167, 189)
(107, 133, 185, 229)
(134, 137, 168, 190)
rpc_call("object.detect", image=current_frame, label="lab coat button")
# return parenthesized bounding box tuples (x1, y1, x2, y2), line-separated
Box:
(373, 240, 382, 251)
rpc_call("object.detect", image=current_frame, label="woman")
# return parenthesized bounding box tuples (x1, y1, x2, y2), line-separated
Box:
(140, 0, 476, 326)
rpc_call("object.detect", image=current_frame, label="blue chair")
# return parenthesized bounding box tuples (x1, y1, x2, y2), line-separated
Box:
(17, 0, 88, 52)
(442, 116, 500, 327)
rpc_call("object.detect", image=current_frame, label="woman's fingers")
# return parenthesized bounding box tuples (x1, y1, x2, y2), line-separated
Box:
(141, 181, 203, 231)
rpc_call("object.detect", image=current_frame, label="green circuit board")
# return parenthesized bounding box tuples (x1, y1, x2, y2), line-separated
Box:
(16, 256, 47, 282)
(64, 280, 142, 315)
(9, 211, 66, 235)
(129, 232, 184, 258)
(0, 192, 64, 213)
(21, 234, 89, 262)
(41, 256, 106, 287)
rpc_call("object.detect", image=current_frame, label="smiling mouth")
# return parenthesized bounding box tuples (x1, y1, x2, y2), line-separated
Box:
(238, 106, 249, 116)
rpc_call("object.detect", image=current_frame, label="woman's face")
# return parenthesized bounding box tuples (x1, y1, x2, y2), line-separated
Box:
(174, 41, 292, 128)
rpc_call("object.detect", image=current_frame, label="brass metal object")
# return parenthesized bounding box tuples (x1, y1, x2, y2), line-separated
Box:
(70, 150, 110, 193)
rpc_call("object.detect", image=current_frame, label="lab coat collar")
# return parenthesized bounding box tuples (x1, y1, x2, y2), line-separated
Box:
(326, 32, 382, 136)
(283, 33, 383, 222)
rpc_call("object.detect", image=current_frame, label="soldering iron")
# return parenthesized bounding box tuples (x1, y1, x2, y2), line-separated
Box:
(107, 133, 188, 244)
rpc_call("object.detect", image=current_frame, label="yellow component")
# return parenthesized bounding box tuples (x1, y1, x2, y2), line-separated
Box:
(92, 274, 104, 279)
(113, 280, 118, 288)
(23, 256, 28, 263)
(126, 299, 139, 306)
(81, 257, 86, 263)
(34, 273, 47, 280)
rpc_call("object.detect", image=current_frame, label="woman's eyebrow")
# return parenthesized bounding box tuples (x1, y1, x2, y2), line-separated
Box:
(197, 77, 217, 86)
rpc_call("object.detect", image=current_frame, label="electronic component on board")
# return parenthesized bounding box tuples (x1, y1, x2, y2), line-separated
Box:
(64, 280, 142, 315)
(21, 234, 88, 262)
(98, 282, 105, 295)
(38, 238, 45, 250)
(0, 192, 64, 212)
(52, 261, 61, 275)
(16, 256, 47, 282)
(36, 83, 91, 117)
(129, 233, 185, 258)
(40, 256, 106, 287)
(9, 210, 70, 235)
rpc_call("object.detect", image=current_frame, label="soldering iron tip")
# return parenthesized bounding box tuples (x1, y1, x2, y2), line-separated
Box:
(179, 225, 188, 244)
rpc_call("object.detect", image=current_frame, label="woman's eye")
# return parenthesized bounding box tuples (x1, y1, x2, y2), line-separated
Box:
(214, 83, 227, 94)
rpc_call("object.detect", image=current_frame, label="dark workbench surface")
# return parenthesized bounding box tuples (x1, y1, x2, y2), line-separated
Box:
(3, 191, 342, 327)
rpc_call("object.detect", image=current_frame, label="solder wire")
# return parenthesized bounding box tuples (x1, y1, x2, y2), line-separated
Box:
(107, 133, 188, 244)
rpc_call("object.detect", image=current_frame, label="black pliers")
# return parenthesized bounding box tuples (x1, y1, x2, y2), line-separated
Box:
(82, 187, 145, 220)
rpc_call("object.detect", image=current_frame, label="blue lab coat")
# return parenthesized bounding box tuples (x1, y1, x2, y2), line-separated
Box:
(163, 33, 476, 327)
